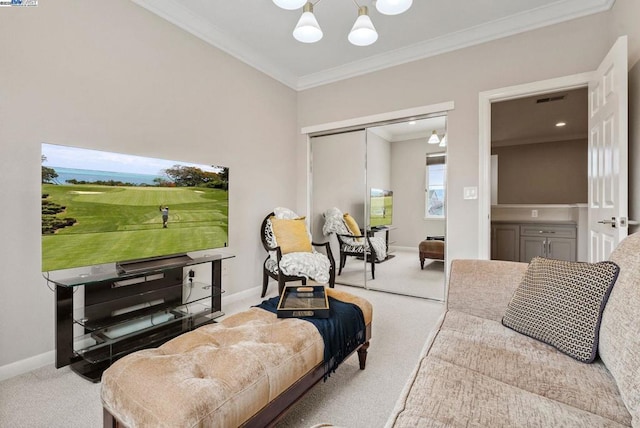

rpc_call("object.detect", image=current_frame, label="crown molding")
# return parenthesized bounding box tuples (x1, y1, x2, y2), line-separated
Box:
(130, 0, 299, 89)
(131, 0, 614, 91)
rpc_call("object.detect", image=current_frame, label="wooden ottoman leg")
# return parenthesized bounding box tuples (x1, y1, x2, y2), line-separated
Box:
(357, 341, 370, 370)
(104, 408, 118, 428)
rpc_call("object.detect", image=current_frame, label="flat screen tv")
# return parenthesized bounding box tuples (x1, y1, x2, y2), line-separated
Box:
(370, 188, 393, 228)
(41, 143, 229, 273)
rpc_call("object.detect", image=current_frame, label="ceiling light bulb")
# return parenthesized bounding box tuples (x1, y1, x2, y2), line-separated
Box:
(556, 122, 566, 127)
(428, 130, 440, 144)
(348, 6, 378, 47)
(409, 121, 416, 125)
(375, 0, 412, 15)
(293, 3, 323, 43)
(273, 0, 307, 10)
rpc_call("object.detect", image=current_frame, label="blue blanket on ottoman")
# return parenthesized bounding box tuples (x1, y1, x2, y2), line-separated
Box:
(256, 296, 366, 378)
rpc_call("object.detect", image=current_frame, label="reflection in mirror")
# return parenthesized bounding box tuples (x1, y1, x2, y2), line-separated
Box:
(364, 117, 447, 300)
(310, 131, 367, 288)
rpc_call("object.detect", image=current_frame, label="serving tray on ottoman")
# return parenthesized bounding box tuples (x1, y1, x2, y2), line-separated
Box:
(102, 288, 372, 428)
(277, 284, 330, 318)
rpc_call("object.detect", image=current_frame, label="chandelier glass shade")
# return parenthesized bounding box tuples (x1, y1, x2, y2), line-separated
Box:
(428, 130, 441, 144)
(293, 2, 323, 43)
(274, 0, 411, 46)
(375, 0, 413, 15)
(348, 6, 378, 46)
(273, 0, 307, 11)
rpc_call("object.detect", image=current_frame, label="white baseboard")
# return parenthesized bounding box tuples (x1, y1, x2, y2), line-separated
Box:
(0, 350, 54, 382)
(222, 285, 264, 305)
(391, 245, 418, 252)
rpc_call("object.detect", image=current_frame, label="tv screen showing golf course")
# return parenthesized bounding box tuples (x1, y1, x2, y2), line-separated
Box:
(370, 188, 393, 227)
(41, 143, 229, 272)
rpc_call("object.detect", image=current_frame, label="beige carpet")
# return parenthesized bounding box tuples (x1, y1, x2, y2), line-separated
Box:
(0, 284, 444, 428)
(335, 248, 446, 301)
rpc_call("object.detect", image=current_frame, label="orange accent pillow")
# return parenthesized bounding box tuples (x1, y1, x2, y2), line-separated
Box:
(270, 217, 312, 254)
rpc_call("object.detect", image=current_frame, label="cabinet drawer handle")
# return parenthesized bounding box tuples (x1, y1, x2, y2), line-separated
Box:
(538, 230, 556, 234)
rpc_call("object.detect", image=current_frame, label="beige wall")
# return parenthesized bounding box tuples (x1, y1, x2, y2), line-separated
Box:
(310, 131, 366, 237)
(492, 140, 588, 204)
(366, 131, 392, 195)
(297, 12, 613, 263)
(390, 138, 446, 247)
(0, 1, 297, 368)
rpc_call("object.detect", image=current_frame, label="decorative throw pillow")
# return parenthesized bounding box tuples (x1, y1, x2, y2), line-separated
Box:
(343, 213, 362, 238)
(269, 217, 312, 254)
(502, 257, 620, 363)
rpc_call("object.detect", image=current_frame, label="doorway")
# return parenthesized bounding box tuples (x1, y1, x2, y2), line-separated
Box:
(479, 37, 629, 261)
(489, 87, 589, 262)
(479, 72, 592, 258)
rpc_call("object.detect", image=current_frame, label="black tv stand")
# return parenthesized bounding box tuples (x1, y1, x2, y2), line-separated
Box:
(50, 253, 234, 382)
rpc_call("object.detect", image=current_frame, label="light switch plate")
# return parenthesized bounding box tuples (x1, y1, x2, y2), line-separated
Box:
(463, 186, 478, 200)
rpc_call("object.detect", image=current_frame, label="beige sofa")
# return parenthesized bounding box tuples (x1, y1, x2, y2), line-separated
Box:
(387, 232, 640, 427)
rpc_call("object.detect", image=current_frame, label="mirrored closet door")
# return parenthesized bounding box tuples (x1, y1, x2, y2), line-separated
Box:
(309, 115, 448, 300)
(310, 130, 367, 288)
(365, 117, 447, 300)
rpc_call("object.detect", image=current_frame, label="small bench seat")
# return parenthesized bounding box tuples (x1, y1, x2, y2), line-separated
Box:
(101, 288, 372, 428)
(419, 239, 444, 268)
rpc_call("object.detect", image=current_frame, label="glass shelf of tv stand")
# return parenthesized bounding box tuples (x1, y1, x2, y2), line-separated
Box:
(73, 281, 222, 365)
(49, 253, 235, 288)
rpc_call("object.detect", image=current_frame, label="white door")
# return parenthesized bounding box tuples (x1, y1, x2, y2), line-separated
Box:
(588, 36, 629, 262)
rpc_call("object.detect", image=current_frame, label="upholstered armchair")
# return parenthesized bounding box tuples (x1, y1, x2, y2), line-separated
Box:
(260, 208, 335, 297)
(322, 207, 387, 280)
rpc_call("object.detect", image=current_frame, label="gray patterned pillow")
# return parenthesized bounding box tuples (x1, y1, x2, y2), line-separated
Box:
(502, 257, 619, 363)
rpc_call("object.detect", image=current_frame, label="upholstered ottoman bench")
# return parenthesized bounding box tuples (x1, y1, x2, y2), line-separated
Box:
(419, 238, 444, 268)
(101, 288, 372, 428)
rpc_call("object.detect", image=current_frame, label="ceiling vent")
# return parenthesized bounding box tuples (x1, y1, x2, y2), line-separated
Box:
(536, 94, 566, 104)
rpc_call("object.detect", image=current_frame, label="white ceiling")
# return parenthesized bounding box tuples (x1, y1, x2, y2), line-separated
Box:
(370, 116, 446, 142)
(492, 87, 588, 146)
(131, 0, 614, 90)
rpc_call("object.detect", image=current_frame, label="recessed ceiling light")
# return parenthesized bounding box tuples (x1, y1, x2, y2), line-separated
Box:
(409, 121, 416, 125)
(556, 122, 566, 127)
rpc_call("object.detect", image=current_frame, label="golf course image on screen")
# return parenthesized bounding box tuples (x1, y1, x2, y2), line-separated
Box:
(41, 143, 229, 272)
(370, 188, 393, 227)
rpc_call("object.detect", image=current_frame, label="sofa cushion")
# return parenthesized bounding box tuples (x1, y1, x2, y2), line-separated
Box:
(502, 257, 619, 363)
(600, 232, 640, 427)
(431, 311, 631, 426)
(388, 356, 629, 428)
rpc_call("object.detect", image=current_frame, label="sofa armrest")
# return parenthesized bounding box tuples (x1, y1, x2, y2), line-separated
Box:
(447, 259, 528, 322)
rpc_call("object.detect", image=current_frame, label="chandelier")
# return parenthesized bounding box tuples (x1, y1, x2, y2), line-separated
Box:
(273, 0, 413, 46)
